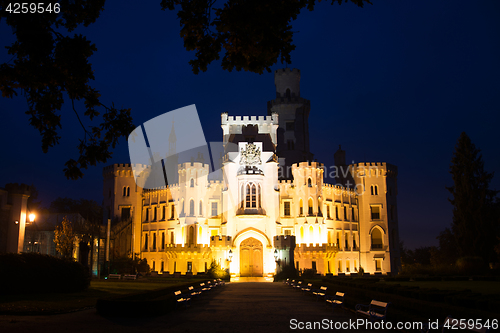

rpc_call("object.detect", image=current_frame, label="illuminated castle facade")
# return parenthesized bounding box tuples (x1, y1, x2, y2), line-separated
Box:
(103, 69, 401, 276)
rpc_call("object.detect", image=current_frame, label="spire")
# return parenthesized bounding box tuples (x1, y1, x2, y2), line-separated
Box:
(169, 120, 176, 143)
(168, 121, 176, 155)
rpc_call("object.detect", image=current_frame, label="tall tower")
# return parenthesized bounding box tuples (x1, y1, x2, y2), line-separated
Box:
(267, 68, 313, 179)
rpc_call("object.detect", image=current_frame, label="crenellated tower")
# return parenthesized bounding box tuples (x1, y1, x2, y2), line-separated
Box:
(267, 68, 314, 179)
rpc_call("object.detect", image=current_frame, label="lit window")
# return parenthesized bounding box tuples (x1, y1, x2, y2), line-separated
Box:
(299, 199, 303, 216)
(251, 184, 256, 208)
(308, 198, 313, 215)
(211, 202, 218, 217)
(284, 202, 291, 216)
(190, 200, 195, 216)
(371, 206, 380, 220)
(371, 228, 383, 249)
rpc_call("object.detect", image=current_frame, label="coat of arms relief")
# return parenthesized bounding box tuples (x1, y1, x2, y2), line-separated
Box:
(240, 143, 262, 165)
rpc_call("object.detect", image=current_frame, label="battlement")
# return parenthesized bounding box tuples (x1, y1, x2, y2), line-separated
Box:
(274, 235, 296, 249)
(208, 180, 223, 185)
(293, 161, 324, 169)
(323, 183, 356, 194)
(295, 243, 328, 252)
(279, 180, 293, 185)
(178, 162, 209, 170)
(103, 163, 150, 178)
(221, 113, 278, 126)
(163, 243, 211, 252)
(274, 68, 300, 77)
(210, 235, 232, 247)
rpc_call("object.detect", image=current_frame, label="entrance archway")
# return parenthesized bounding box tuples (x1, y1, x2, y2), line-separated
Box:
(240, 237, 263, 277)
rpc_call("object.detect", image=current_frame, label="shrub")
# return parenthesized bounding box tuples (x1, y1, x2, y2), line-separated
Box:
(273, 264, 298, 281)
(456, 256, 486, 274)
(110, 256, 149, 274)
(300, 268, 317, 279)
(0, 252, 90, 295)
(207, 260, 229, 280)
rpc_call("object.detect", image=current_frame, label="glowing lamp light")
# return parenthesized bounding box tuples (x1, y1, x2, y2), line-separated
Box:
(28, 213, 35, 223)
(274, 249, 279, 261)
(228, 249, 233, 261)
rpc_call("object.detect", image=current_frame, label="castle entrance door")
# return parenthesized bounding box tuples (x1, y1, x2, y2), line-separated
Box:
(240, 237, 263, 277)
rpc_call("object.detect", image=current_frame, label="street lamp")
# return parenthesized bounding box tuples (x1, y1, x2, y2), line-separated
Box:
(228, 249, 233, 262)
(274, 249, 279, 261)
(28, 213, 35, 224)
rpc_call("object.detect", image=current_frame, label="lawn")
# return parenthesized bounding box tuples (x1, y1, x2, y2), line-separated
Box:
(382, 280, 500, 295)
(0, 279, 199, 315)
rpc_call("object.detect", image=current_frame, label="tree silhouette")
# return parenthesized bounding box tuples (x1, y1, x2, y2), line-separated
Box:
(1, 0, 370, 179)
(446, 132, 498, 262)
(54, 216, 76, 259)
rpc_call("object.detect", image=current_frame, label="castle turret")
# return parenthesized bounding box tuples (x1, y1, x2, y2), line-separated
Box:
(267, 68, 313, 179)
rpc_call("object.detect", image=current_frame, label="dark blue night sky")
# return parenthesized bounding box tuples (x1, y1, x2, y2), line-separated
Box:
(1, 0, 499, 249)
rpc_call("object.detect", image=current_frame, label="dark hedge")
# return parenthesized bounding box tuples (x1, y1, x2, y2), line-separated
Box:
(0, 252, 90, 295)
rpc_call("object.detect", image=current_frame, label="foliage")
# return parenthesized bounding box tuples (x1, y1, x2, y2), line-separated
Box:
(455, 256, 486, 274)
(0, 0, 134, 180)
(1, 1, 370, 178)
(110, 255, 149, 274)
(300, 268, 317, 279)
(53, 216, 76, 259)
(273, 264, 298, 281)
(207, 260, 229, 280)
(431, 228, 458, 266)
(446, 132, 499, 262)
(161, 0, 371, 74)
(0, 252, 90, 295)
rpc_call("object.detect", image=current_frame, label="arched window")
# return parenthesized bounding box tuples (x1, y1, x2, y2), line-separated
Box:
(199, 200, 203, 216)
(308, 198, 313, 215)
(246, 184, 251, 208)
(190, 178, 194, 187)
(241, 184, 244, 208)
(251, 184, 256, 208)
(144, 233, 148, 250)
(123, 186, 127, 196)
(300, 226, 304, 241)
(286, 88, 291, 98)
(189, 199, 195, 216)
(188, 226, 195, 245)
(299, 199, 303, 216)
(258, 185, 262, 208)
(370, 185, 374, 195)
(309, 226, 314, 242)
(308, 178, 312, 187)
(371, 228, 383, 249)
(152, 233, 156, 250)
(127, 186, 130, 196)
(374, 185, 378, 195)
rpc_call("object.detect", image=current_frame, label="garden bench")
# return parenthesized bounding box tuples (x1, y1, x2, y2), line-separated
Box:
(293, 281, 303, 290)
(355, 300, 390, 322)
(312, 286, 327, 301)
(199, 282, 212, 292)
(301, 283, 313, 292)
(188, 286, 202, 298)
(123, 274, 137, 280)
(174, 290, 191, 308)
(108, 274, 121, 279)
(325, 292, 344, 310)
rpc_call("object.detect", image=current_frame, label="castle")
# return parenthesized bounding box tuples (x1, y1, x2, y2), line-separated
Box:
(103, 68, 401, 276)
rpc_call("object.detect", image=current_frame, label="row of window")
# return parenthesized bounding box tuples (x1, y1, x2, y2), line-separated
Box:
(144, 202, 219, 221)
(283, 200, 358, 221)
(295, 258, 383, 274)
